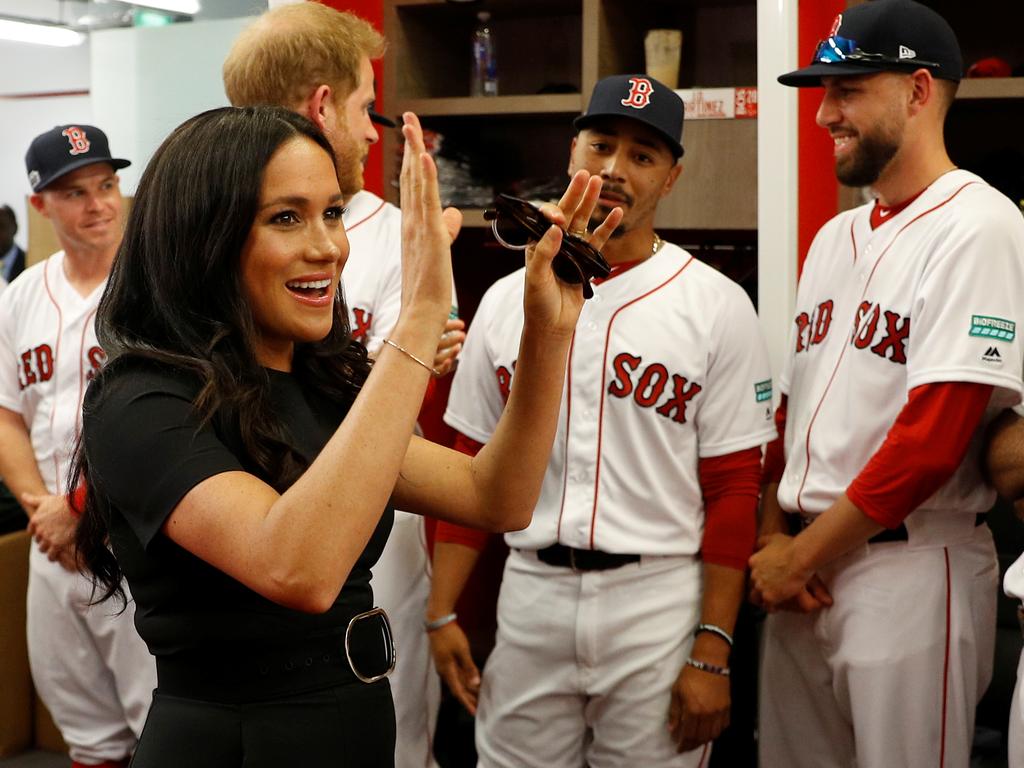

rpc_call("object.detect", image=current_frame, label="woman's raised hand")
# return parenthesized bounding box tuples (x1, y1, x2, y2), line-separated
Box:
(398, 112, 458, 334)
(524, 171, 623, 337)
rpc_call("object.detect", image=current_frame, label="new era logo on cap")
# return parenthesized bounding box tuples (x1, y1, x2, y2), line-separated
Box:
(25, 123, 130, 192)
(899, 45, 916, 59)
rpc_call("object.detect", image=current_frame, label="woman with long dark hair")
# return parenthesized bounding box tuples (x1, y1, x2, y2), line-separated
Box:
(72, 105, 620, 767)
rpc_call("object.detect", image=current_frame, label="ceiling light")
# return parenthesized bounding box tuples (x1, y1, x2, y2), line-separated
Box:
(0, 18, 85, 47)
(120, 1, 201, 14)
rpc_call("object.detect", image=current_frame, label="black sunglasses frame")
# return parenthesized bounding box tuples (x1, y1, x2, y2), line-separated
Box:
(484, 194, 611, 300)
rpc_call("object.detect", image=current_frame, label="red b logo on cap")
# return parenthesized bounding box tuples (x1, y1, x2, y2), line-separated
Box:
(62, 127, 90, 156)
(621, 77, 654, 110)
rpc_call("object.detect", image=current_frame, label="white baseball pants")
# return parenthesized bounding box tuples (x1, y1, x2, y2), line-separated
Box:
(475, 549, 710, 768)
(27, 546, 156, 764)
(759, 521, 997, 768)
(1009, 648, 1024, 768)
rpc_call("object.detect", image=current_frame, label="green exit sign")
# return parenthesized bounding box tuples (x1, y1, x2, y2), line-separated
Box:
(133, 10, 175, 26)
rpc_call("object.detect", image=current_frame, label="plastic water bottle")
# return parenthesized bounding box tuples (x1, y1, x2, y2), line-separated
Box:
(471, 11, 497, 97)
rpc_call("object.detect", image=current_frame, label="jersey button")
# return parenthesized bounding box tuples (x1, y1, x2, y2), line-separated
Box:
(587, 322, 597, 331)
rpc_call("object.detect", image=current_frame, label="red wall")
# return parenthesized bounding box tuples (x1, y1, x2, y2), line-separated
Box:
(797, 0, 845, 273)
(317, 0, 386, 196)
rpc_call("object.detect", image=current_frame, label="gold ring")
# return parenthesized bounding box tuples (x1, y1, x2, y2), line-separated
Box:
(569, 227, 588, 238)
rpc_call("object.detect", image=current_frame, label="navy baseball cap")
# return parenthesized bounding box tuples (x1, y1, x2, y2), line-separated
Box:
(779, 0, 962, 87)
(574, 75, 684, 159)
(25, 124, 130, 193)
(369, 107, 395, 128)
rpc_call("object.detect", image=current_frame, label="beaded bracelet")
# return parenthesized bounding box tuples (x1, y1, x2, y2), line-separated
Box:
(695, 623, 734, 648)
(383, 338, 439, 376)
(424, 612, 458, 632)
(686, 657, 731, 677)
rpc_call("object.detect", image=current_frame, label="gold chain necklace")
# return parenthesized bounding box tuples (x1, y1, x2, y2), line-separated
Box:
(652, 233, 663, 256)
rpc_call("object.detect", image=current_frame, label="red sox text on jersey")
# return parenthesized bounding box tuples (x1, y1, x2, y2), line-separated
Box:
(794, 298, 910, 365)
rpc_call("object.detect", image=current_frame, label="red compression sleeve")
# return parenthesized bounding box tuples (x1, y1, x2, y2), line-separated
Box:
(699, 447, 762, 569)
(846, 382, 993, 529)
(434, 431, 491, 551)
(66, 482, 87, 518)
(761, 394, 788, 485)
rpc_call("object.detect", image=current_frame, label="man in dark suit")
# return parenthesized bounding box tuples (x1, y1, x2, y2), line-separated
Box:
(0, 205, 25, 284)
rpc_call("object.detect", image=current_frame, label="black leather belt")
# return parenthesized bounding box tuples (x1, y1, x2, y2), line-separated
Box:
(535, 543, 641, 572)
(789, 513, 987, 544)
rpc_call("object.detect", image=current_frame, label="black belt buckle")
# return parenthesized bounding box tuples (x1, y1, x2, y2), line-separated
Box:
(344, 607, 396, 684)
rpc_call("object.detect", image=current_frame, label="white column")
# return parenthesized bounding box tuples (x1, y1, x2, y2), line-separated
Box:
(756, 0, 799, 389)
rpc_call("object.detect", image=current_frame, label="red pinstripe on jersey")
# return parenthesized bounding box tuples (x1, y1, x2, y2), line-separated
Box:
(588, 255, 695, 549)
(42, 257, 65, 490)
(795, 182, 979, 514)
(344, 198, 386, 232)
(555, 330, 578, 543)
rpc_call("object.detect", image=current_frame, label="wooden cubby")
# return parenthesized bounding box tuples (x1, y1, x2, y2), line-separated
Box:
(382, 0, 759, 317)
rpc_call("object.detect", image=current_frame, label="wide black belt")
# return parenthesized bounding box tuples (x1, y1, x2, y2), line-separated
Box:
(155, 609, 395, 704)
(535, 543, 641, 572)
(788, 513, 986, 544)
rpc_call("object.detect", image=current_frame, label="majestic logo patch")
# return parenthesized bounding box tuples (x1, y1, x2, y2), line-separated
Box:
(620, 77, 654, 110)
(898, 45, 916, 60)
(62, 126, 90, 156)
(754, 380, 772, 403)
(970, 315, 1016, 341)
(982, 346, 1003, 365)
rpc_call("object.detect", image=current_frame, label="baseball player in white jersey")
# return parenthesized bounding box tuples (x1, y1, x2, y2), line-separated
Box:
(986, 402, 1024, 767)
(223, 7, 465, 765)
(0, 125, 156, 768)
(430, 75, 775, 767)
(751, 3, 1024, 766)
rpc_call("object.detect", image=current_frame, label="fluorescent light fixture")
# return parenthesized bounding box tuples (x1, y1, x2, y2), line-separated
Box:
(0, 18, 85, 47)
(121, 0, 201, 13)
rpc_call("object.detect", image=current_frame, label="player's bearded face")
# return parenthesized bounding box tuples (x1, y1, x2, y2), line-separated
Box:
(820, 75, 906, 189)
(833, 109, 903, 188)
(570, 120, 678, 237)
(331, 120, 365, 198)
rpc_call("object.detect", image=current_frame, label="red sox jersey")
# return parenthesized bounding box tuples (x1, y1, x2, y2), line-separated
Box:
(0, 252, 106, 494)
(343, 191, 458, 352)
(778, 169, 1024, 519)
(342, 191, 403, 355)
(445, 241, 776, 555)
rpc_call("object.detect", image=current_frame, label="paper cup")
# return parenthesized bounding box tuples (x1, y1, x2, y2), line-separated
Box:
(645, 29, 683, 89)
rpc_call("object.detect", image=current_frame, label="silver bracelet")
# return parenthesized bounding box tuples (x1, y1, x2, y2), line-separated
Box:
(695, 623, 734, 648)
(424, 612, 458, 632)
(686, 657, 730, 677)
(383, 337, 439, 376)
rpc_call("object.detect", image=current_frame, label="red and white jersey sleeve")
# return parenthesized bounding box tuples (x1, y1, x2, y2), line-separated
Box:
(778, 170, 1024, 518)
(342, 190, 458, 355)
(0, 252, 106, 494)
(445, 242, 776, 556)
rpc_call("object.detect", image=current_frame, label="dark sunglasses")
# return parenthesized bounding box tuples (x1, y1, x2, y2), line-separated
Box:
(484, 194, 611, 300)
(812, 35, 940, 71)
